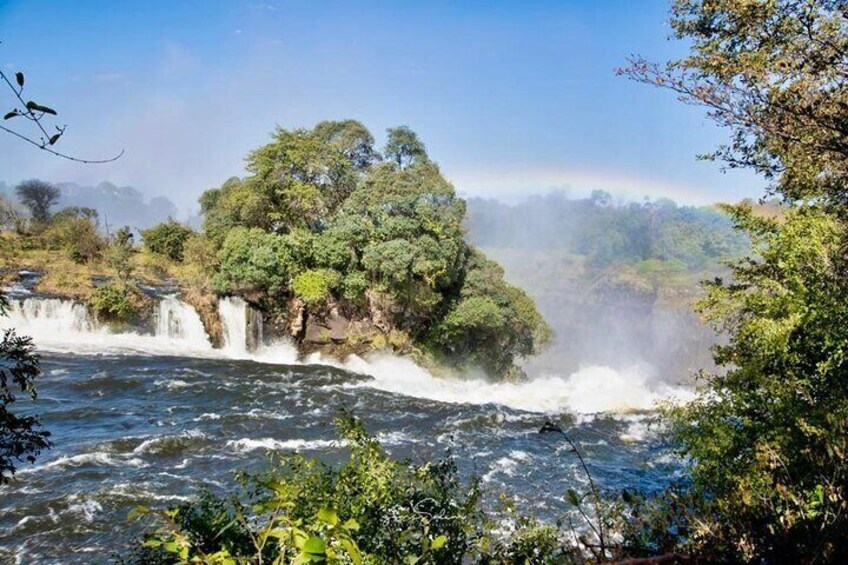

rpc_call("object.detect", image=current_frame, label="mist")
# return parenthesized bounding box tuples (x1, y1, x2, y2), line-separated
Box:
(0, 179, 184, 231)
(464, 190, 749, 385)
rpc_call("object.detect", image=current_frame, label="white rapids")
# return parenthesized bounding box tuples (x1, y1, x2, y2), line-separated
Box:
(0, 295, 693, 414)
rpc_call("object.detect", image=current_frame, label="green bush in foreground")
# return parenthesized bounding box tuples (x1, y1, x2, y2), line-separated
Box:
(126, 415, 603, 565)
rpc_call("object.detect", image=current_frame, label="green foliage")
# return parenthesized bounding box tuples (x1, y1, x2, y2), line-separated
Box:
(616, 1, 848, 562)
(0, 294, 51, 482)
(107, 226, 136, 285)
(433, 251, 551, 378)
(126, 415, 597, 565)
(340, 271, 368, 302)
(291, 269, 339, 307)
(141, 220, 194, 262)
(214, 227, 292, 294)
(40, 207, 104, 263)
(89, 282, 137, 322)
(181, 234, 218, 272)
(624, 0, 848, 206)
(200, 177, 275, 246)
(657, 205, 848, 562)
(127, 415, 487, 564)
(384, 126, 427, 170)
(199, 122, 549, 378)
(14, 179, 59, 224)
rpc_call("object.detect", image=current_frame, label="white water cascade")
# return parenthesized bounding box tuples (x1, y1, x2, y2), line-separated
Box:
(1, 297, 97, 338)
(155, 296, 211, 349)
(0, 295, 214, 356)
(0, 296, 693, 415)
(217, 296, 263, 357)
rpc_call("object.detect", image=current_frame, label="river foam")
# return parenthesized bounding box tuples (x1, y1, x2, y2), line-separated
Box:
(343, 354, 693, 414)
(1, 295, 693, 415)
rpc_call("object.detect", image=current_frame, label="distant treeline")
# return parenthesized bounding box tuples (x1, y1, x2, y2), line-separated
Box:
(0, 180, 179, 231)
(465, 190, 750, 270)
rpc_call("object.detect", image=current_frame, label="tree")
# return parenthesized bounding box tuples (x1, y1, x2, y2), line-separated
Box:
(384, 126, 427, 170)
(15, 179, 59, 223)
(42, 207, 104, 263)
(0, 294, 52, 482)
(201, 121, 550, 378)
(620, 1, 848, 562)
(107, 226, 136, 285)
(142, 220, 194, 261)
(313, 119, 379, 171)
(619, 0, 848, 207)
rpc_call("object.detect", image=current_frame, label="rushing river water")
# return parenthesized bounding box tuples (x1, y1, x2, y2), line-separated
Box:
(0, 294, 688, 564)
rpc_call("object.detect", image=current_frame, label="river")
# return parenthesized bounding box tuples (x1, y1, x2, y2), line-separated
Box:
(0, 294, 687, 563)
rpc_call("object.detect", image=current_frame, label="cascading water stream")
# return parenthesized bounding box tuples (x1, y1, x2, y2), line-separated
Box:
(0, 295, 213, 356)
(217, 296, 263, 357)
(155, 296, 211, 348)
(1, 297, 99, 337)
(0, 295, 692, 414)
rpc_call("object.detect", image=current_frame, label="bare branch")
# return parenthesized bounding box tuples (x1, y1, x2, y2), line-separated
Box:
(0, 42, 124, 163)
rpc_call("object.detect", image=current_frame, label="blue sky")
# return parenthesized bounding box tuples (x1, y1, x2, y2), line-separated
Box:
(0, 0, 763, 212)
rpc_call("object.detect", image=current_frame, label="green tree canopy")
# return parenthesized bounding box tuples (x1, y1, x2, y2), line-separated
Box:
(199, 122, 549, 378)
(15, 179, 59, 223)
(621, 1, 848, 561)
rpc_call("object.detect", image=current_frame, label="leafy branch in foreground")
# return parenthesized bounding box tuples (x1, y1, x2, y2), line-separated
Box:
(126, 414, 639, 564)
(0, 294, 52, 482)
(0, 42, 123, 163)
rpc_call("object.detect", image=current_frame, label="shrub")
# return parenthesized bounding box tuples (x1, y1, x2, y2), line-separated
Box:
(142, 220, 194, 262)
(182, 234, 217, 268)
(88, 283, 136, 322)
(214, 227, 292, 293)
(340, 270, 369, 302)
(291, 269, 339, 307)
(41, 210, 104, 263)
(125, 415, 592, 565)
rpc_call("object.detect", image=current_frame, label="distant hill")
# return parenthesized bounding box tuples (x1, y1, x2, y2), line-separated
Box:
(0, 181, 179, 231)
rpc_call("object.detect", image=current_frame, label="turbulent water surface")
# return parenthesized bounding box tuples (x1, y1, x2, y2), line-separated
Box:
(0, 295, 686, 564)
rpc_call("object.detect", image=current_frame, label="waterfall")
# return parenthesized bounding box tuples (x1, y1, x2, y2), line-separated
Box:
(0, 295, 213, 355)
(1, 297, 99, 338)
(154, 296, 212, 349)
(0, 294, 292, 361)
(218, 296, 263, 356)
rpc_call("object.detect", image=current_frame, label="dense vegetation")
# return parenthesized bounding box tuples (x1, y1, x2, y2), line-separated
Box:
(467, 191, 750, 271)
(0, 293, 51, 483)
(1, 124, 551, 378)
(129, 0, 848, 562)
(196, 121, 550, 378)
(617, 0, 848, 562)
(8, 1, 848, 562)
(126, 414, 642, 565)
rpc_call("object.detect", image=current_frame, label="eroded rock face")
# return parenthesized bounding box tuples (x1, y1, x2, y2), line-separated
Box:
(366, 289, 396, 333)
(302, 304, 353, 345)
(285, 298, 385, 359)
(287, 298, 307, 340)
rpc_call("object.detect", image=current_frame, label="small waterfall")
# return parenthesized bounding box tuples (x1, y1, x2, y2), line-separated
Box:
(0, 294, 292, 361)
(218, 296, 263, 356)
(1, 297, 100, 338)
(154, 296, 211, 348)
(0, 295, 214, 355)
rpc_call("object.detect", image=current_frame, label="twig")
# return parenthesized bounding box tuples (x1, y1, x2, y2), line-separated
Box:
(0, 42, 124, 163)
